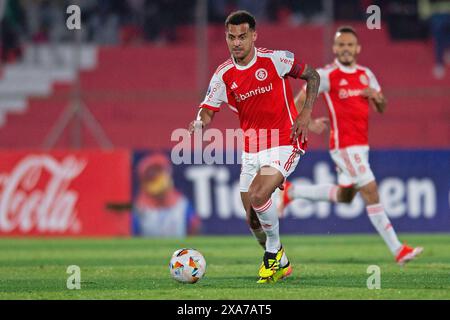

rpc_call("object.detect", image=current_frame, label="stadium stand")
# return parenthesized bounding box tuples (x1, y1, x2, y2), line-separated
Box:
(0, 23, 448, 149)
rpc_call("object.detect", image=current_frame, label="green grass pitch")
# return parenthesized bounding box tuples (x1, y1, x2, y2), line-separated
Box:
(1, 234, 449, 299)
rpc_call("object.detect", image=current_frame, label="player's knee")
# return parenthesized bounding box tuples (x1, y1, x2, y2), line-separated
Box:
(248, 185, 270, 208)
(359, 181, 380, 204)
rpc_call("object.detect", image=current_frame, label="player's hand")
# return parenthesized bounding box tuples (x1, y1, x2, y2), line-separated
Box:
(362, 88, 386, 113)
(361, 87, 380, 100)
(188, 120, 203, 135)
(291, 108, 311, 144)
(308, 117, 329, 134)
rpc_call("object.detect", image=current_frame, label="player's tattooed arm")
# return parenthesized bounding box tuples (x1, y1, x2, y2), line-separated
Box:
(293, 89, 306, 113)
(293, 89, 329, 134)
(299, 65, 320, 111)
(291, 65, 320, 143)
(188, 108, 216, 134)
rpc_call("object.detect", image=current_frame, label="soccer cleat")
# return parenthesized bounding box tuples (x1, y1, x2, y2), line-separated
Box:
(395, 244, 424, 266)
(277, 180, 293, 217)
(258, 251, 281, 278)
(257, 262, 293, 284)
(257, 246, 288, 284)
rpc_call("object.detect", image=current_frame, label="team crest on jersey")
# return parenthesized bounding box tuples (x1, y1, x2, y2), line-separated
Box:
(359, 74, 369, 85)
(255, 68, 268, 81)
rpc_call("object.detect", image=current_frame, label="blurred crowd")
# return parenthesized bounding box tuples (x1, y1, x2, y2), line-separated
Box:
(0, 0, 333, 51)
(0, 0, 449, 77)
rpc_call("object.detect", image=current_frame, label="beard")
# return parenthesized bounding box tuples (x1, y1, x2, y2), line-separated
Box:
(338, 53, 355, 66)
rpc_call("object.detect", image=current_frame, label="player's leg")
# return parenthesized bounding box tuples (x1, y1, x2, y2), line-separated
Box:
(359, 180, 423, 265)
(336, 186, 358, 203)
(239, 152, 290, 279)
(278, 148, 358, 214)
(248, 166, 285, 278)
(242, 191, 291, 279)
(250, 168, 292, 282)
(354, 146, 423, 265)
(251, 146, 300, 282)
(359, 180, 402, 255)
(241, 191, 265, 249)
(240, 152, 267, 248)
(282, 182, 357, 202)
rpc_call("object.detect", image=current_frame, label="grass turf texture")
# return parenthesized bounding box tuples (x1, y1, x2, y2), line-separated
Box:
(1, 234, 449, 299)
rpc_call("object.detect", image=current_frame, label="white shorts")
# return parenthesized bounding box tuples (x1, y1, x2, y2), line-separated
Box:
(329, 145, 375, 188)
(240, 146, 302, 193)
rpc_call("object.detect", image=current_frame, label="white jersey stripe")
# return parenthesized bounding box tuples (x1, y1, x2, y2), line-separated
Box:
(280, 76, 303, 152)
(227, 104, 238, 114)
(324, 92, 340, 150)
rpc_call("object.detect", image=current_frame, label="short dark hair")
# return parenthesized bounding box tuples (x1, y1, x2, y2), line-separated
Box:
(225, 10, 256, 30)
(335, 26, 358, 39)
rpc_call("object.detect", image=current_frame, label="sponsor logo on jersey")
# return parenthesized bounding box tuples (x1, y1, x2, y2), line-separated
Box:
(279, 57, 294, 66)
(338, 88, 363, 99)
(206, 82, 221, 102)
(239, 83, 273, 101)
(255, 68, 268, 81)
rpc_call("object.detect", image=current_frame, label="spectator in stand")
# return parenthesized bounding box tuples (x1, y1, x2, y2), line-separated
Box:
(419, 0, 450, 79)
(84, 0, 123, 44)
(237, 0, 268, 21)
(0, 0, 25, 63)
(208, 0, 229, 23)
(265, 0, 326, 25)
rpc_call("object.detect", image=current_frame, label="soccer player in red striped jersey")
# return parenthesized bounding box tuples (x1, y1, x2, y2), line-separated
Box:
(279, 26, 423, 265)
(188, 11, 320, 283)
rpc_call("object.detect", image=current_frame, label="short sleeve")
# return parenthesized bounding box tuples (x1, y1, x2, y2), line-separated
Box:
(271, 50, 297, 77)
(365, 68, 381, 93)
(199, 73, 228, 111)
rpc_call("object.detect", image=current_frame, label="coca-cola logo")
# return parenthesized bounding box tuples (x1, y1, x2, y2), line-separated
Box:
(0, 155, 86, 233)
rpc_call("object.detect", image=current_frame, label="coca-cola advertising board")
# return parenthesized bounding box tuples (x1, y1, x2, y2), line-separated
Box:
(0, 150, 131, 236)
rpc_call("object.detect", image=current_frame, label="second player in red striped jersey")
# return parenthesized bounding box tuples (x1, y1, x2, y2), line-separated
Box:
(280, 26, 422, 266)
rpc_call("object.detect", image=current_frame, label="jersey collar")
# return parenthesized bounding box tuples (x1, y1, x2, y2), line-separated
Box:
(334, 59, 357, 74)
(232, 47, 257, 70)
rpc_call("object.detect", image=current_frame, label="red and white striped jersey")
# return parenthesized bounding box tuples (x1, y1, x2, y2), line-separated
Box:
(199, 47, 306, 153)
(314, 59, 381, 150)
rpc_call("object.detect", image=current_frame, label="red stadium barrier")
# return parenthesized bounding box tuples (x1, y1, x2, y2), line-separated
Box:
(0, 150, 131, 236)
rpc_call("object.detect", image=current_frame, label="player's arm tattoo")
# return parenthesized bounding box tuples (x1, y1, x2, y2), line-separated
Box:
(299, 65, 320, 110)
(294, 89, 306, 113)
